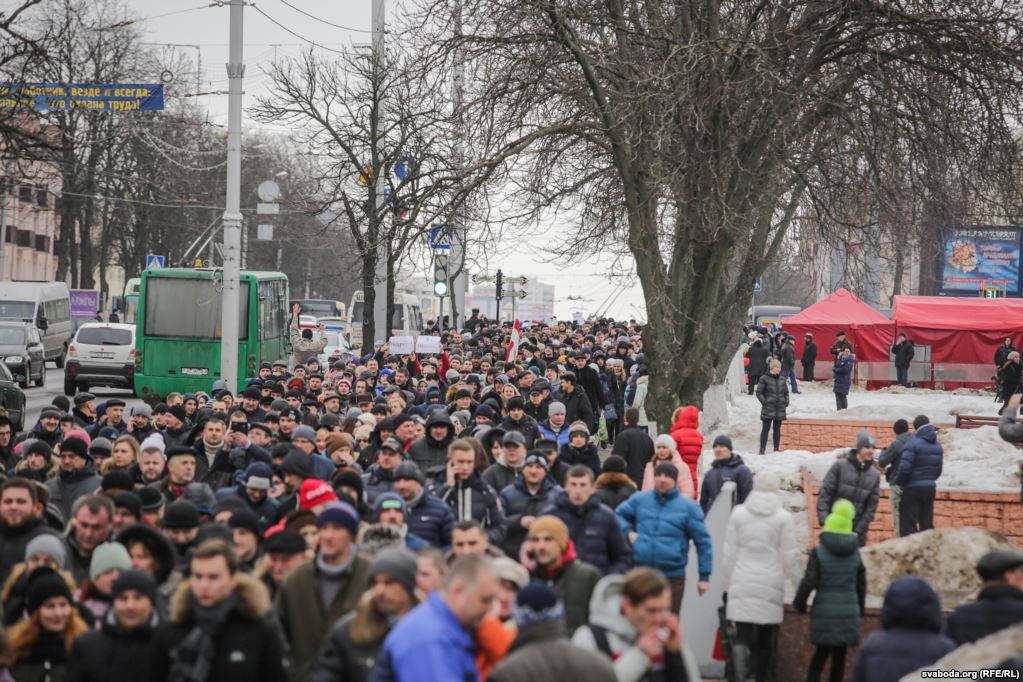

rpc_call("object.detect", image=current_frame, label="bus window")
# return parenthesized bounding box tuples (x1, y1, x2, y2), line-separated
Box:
(144, 278, 249, 340)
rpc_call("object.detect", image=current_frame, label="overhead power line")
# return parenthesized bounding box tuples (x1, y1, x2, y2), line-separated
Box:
(277, 0, 373, 33)
(251, 6, 346, 54)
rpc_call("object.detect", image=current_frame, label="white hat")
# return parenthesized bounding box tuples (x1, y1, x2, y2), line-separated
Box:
(140, 433, 166, 456)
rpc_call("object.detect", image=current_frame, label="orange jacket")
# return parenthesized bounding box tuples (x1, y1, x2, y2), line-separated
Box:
(475, 616, 516, 679)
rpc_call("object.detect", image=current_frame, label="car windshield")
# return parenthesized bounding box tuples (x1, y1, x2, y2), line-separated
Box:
(0, 327, 25, 345)
(77, 327, 132, 346)
(0, 302, 34, 319)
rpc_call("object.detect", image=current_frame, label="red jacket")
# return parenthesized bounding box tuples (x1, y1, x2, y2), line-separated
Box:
(670, 405, 703, 495)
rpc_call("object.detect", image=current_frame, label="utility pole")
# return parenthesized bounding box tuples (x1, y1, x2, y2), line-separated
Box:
(448, 0, 467, 329)
(0, 162, 9, 281)
(220, 0, 244, 392)
(370, 0, 389, 349)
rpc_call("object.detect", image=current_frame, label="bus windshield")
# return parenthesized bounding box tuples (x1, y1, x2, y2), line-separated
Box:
(0, 301, 34, 319)
(144, 278, 249, 340)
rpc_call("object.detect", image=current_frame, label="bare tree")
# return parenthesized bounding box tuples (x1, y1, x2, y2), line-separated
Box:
(406, 0, 1023, 427)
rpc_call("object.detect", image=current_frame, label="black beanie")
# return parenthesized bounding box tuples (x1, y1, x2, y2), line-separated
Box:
(111, 569, 157, 604)
(912, 415, 930, 430)
(26, 567, 72, 614)
(893, 419, 909, 435)
(602, 455, 627, 474)
(60, 436, 90, 461)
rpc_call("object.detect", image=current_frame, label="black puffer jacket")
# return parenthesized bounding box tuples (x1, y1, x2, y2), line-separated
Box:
(946, 584, 1023, 645)
(406, 411, 456, 472)
(816, 451, 881, 545)
(66, 609, 161, 682)
(755, 373, 789, 421)
(427, 471, 507, 546)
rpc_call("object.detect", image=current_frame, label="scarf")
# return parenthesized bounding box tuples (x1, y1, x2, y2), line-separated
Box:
(169, 592, 240, 682)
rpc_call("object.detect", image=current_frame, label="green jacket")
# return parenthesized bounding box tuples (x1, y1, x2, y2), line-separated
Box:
(532, 556, 601, 633)
(275, 552, 372, 682)
(793, 531, 866, 646)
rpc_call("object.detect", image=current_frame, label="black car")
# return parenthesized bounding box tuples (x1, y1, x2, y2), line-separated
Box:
(0, 363, 26, 431)
(0, 321, 45, 389)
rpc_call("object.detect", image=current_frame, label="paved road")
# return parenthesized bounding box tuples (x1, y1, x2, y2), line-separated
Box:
(21, 365, 142, 431)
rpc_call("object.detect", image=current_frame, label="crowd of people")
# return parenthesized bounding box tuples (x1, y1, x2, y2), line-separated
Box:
(0, 310, 1013, 681)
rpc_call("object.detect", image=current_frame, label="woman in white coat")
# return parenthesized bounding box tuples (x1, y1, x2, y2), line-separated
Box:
(721, 469, 801, 682)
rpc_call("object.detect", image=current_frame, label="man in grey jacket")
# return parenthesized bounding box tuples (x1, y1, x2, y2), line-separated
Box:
(816, 430, 881, 546)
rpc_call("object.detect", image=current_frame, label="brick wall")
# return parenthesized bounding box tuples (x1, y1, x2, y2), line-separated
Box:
(776, 605, 883, 681)
(802, 468, 1023, 547)
(779, 419, 953, 453)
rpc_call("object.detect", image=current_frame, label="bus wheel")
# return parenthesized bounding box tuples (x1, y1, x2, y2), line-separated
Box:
(63, 377, 76, 396)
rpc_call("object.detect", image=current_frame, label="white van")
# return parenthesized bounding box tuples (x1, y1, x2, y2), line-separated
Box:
(0, 282, 72, 366)
(347, 290, 423, 351)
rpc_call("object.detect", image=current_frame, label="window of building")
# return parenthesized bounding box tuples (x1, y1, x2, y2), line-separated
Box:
(17, 184, 33, 203)
(35, 188, 47, 208)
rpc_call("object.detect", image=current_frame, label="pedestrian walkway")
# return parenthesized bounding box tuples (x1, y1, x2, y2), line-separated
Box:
(779, 419, 953, 452)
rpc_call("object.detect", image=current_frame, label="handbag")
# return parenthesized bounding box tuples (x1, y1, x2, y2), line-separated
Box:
(603, 403, 618, 421)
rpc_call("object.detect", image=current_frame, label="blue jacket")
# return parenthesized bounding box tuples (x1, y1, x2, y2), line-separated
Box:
(699, 454, 753, 514)
(404, 491, 455, 550)
(852, 577, 956, 682)
(381, 592, 478, 682)
(499, 476, 562, 558)
(537, 421, 571, 449)
(542, 490, 632, 575)
(894, 424, 943, 489)
(616, 487, 713, 579)
(832, 354, 855, 395)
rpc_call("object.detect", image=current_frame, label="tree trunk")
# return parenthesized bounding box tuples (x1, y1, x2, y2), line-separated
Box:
(362, 249, 377, 356)
(385, 251, 395, 339)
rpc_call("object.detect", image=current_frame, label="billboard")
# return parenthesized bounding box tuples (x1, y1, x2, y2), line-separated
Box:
(940, 226, 1022, 296)
(0, 83, 164, 112)
(69, 289, 99, 319)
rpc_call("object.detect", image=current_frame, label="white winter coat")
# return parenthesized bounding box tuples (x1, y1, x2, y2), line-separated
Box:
(721, 489, 801, 624)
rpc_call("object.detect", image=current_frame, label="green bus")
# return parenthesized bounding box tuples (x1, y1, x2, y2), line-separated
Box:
(133, 268, 289, 398)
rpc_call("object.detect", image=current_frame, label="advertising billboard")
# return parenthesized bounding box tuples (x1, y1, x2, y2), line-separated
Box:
(940, 225, 1022, 296)
(69, 289, 99, 319)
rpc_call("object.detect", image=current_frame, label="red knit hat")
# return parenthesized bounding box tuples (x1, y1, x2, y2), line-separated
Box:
(299, 479, 337, 510)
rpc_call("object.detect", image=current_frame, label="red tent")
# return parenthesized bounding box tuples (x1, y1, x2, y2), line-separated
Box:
(782, 288, 895, 379)
(892, 295, 1023, 387)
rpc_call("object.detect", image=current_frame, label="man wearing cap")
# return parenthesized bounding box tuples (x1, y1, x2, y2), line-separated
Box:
(571, 352, 605, 431)
(483, 431, 529, 493)
(276, 502, 372, 682)
(699, 435, 753, 514)
(216, 462, 279, 530)
(72, 392, 97, 428)
(158, 404, 192, 450)
(392, 461, 454, 549)
(260, 529, 307, 599)
(830, 330, 854, 357)
(235, 385, 268, 423)
(125, 404, 156, 441)
(617, 461, 713, 613)
(16, 407, 63, 448)
(66, 569, 162, 682)
(555, 372, 594, 431)
(894, 415, 943, 537)
(364, 492, 430, 552)
(311, 547, 419, 682)
(500, 396, 541, 448)
(46, 435, 102, 520)
(947, 549, 1023, 645)
(524, 384, 550, 424)
(229, 509, 264, 572)
(96, 398, 129, 436)
(495, 450, 557, 554)
(406, 411, 457, 474)
(362, 435, 406, 506)
(526, 515, 601, 632)
(537, 401, 572, 449)
(817, 430, 881, 546)
(290, 424, 337, 481)
(159, 499, 201, 564)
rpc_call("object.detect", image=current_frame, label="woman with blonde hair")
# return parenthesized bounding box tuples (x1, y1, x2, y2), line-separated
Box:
(7, 568, 90, 682)
(101, 436, 140, 475)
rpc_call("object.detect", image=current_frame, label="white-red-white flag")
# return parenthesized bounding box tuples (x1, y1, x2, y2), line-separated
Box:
(505, 319, 521, 364)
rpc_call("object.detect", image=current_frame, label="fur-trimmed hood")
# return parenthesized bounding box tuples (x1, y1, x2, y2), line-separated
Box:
(595, 471, 636, 492)
(168, 572, 271, 625)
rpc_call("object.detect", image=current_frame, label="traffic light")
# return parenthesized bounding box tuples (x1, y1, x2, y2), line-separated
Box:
(495, 269, 504, 300)
(434, 254, 449, 296)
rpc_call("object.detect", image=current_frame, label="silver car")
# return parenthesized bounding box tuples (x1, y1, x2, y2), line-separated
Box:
(64, 322, 136, 395)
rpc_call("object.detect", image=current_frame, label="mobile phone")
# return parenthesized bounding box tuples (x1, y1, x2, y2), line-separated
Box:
(232, 422, 249, 434)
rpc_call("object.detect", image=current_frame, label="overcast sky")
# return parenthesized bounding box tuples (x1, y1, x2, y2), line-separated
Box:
(120, 0, 648, 320)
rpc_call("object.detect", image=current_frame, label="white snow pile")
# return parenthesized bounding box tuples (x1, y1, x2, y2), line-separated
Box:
(901, 622, 1023, 681)
(860, 528, 1016, 605)
(935, 426, 1023, 491)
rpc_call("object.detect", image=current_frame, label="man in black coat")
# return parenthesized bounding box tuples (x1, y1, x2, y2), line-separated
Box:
(151, 539, 286, 682)
(610, 408, 655, 489)
(891, 333, 915, 387)
(67, 570, 161, 682)
(0, 479, 60, 585)
(570, 353, 604, 432)
(556, 372, 594, 429)
(801, 333, 818, 382)
(746, 338, 770, 396)
(947, 550, 1023, 645)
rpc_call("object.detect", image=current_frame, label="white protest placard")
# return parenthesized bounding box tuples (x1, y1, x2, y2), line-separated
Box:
(415, 335, 442, 354)
(572, 311, 585, 323)
(388, 336, 415, 355)
(545, 316, 558, 327)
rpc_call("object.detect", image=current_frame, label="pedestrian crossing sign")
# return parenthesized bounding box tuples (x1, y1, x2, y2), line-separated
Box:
(146, 254, 165, 270)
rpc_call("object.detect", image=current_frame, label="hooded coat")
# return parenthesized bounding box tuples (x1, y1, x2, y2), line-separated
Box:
(499, 413, 541, 448)
(66, 608, 161, 682)
(150, 573, 287, 682)
(946, 584, 1023, 645)
(699, 454, 754, 514)
(793, 531, 867, 646)
(832, 353, 855, 395)
(851, 577, 955, 682)
(498, 476, 562, 558)
(557, 441, 601, 479)
(816, 451, 881, 545)
(669, 406, 703, 495)
(572, 574, 702, 682)
(427, 470, 507, 546)
(406, 412, 456, 473)
(721, 488, 801, 624)
(594, 471, 636, 510)
(403, 489, 455, 549)
(489, 620, 617, 682)
(894, 423, 943, 489)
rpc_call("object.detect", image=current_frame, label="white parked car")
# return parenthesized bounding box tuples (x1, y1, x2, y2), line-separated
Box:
(64, 322, 136, 395)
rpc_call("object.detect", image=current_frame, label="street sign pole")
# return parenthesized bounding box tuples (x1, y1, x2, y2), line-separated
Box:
(220, 0, 244, 392)
(371, 0, 388, 348)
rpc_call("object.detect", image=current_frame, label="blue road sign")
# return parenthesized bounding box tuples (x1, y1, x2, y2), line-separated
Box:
(754, 277, 763, 293)
(429, 223, 450, 250)
(146, 254, 165, 270)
